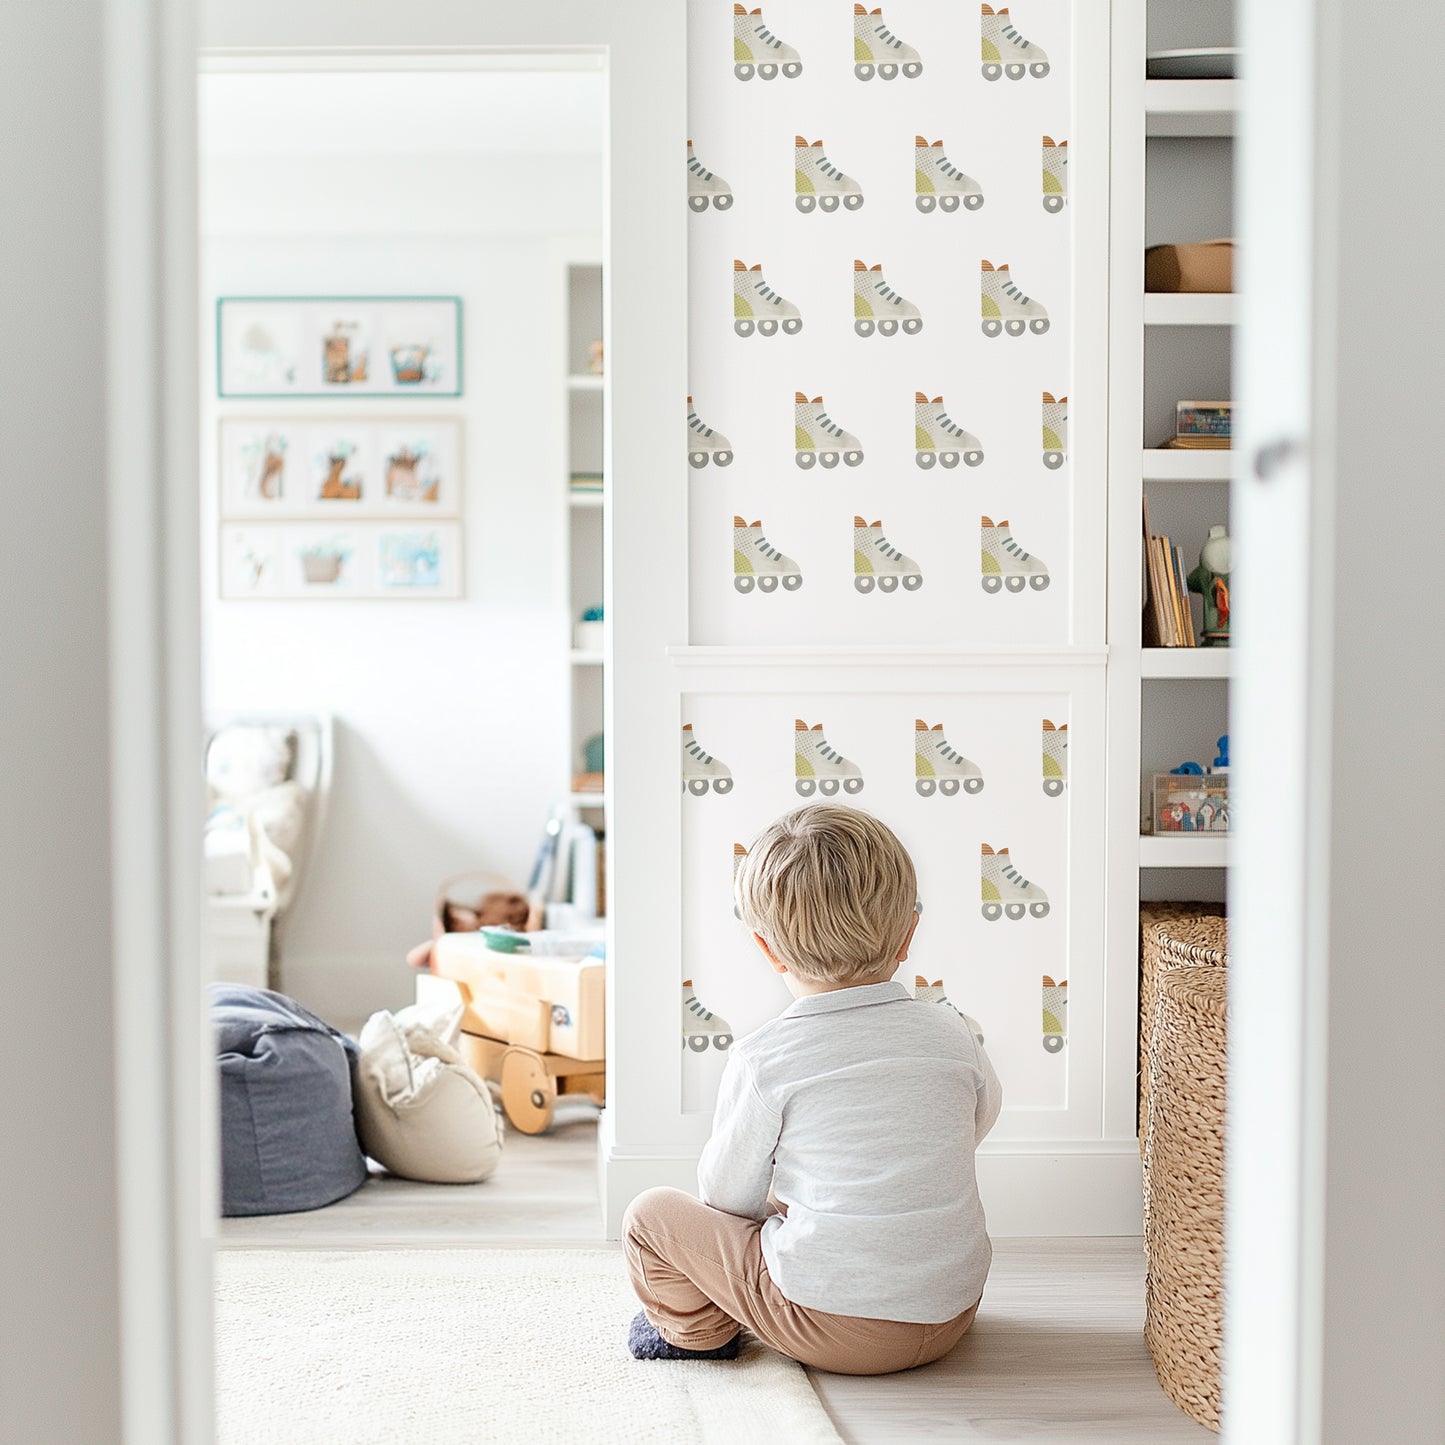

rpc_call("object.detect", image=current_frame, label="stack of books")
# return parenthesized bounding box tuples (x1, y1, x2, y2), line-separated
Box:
(1142, 500, 1198, 647)
(1163, 401, 1231, 451)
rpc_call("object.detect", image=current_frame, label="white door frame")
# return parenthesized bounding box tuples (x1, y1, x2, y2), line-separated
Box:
(100, 4, 685, 1435)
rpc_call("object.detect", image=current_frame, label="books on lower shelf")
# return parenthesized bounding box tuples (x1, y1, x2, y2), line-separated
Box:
(1142, 499, 1198, 648)
(526, 810, 604, 921)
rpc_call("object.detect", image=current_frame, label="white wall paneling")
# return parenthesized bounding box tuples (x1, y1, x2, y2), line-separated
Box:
(658, 0, 1128, 1237)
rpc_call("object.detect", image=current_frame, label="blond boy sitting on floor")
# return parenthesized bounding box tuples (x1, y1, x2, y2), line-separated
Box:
(624, 804, 1002, 1373)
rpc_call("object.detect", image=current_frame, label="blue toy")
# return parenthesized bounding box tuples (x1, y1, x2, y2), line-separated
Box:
(1170, 760, 1204, 776)
(1213, 735, 1229, 770)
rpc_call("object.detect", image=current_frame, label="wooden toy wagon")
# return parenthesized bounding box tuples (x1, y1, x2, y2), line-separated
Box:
(416, 930, 604, 1135)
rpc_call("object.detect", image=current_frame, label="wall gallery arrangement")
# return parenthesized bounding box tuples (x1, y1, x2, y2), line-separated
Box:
(219, 520, 463, 600)
(217, 296, 462, 398)
(214, 298, 465, 599)
(218, 419, 461, 518)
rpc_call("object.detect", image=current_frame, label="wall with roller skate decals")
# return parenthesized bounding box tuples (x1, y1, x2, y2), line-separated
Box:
(679, 687, 1086, 1118)
(677, 1, 1117, 1182)
(687, 0, 1078, 647)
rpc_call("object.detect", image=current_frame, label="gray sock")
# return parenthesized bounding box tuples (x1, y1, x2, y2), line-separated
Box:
(628, 1310, 740, 1360)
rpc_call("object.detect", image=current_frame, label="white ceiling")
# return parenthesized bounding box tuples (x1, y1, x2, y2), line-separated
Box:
(200, 70, 605, 157)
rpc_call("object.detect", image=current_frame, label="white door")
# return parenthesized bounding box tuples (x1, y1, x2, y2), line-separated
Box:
(1226, 0, 1445, 1439)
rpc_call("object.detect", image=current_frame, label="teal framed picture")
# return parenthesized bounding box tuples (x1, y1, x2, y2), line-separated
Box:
(217, 296, 463, 398)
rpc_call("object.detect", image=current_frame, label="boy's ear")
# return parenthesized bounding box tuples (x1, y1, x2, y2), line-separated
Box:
(752, 932, 788, 974)
(896, 912, 920, 963)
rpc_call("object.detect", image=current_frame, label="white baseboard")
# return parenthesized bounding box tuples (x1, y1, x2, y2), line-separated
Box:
(598, 1116, 1143, 1240)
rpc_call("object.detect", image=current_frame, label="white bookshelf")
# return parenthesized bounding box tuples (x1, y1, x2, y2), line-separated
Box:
(1144, 79, 1237, 137)
(1139, 834, 1230, 869)
(1140, 647, 1232, 680)
(563, 259, 607, 908)
(1142, 448, 1233, 483)
(1143, 292, 1236, 326)
(1108, 0, 1236, 934)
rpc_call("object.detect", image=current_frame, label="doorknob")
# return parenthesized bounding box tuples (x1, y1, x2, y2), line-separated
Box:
(1252, 437, 1304, 481)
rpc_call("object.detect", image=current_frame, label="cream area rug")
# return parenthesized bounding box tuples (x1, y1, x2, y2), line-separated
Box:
(216, 1248, 842, 1445)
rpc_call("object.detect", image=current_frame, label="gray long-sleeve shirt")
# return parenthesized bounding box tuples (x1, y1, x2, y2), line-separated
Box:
(696, 978, 1003, 1324)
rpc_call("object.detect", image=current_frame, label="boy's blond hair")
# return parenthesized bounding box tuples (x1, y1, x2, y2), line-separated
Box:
(735, 805, 917, 985)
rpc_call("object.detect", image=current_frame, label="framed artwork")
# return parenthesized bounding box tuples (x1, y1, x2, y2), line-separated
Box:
(219, 521, 463, 600)
(217, 297, 463, 398)
(218, 418, 461, 519)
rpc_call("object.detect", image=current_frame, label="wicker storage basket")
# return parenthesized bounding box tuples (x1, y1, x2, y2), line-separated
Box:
(1139, 908, 1227, 1153)
(1144, 966, 1227, 1431)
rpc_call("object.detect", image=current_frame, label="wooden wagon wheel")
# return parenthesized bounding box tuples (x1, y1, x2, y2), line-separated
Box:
(500, 1046, 556, 1134)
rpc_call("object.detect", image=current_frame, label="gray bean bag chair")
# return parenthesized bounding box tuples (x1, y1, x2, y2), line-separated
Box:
(212, 984, 367, 1217)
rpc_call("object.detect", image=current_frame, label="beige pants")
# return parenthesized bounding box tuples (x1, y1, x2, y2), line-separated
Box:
(622, 1187, 979, 1375)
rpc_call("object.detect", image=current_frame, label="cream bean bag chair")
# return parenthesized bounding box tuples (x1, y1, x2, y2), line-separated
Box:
(354, 1003, 503, 1184)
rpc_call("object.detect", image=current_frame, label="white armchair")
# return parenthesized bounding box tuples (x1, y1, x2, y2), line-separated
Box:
(204, 714, 333, 990)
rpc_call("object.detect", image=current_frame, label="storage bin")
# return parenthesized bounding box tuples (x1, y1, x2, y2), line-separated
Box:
(1139, 908, 1227, 1153)
(1144, 966, 1227, 1431)
(1145, 239, 1235, 293)
(1153, 771, 1230, 834)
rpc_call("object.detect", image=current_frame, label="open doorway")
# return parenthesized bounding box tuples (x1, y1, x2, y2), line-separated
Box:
(199, 59, 610, 1242)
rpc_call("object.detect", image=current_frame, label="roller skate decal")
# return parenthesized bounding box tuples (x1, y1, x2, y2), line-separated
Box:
(914, 976, 986, 1047)
(915, 137, 984, 213)
(681, 723, 735, 795)
(735, 260, 803, 338)
(854, 260, 923, 338)
(1042, 975, 1068, 1052)
(1041, 136, 1068, 212)
(980, 260, 1050, 337)
(795, 393, 864, 469)
(1041, 391, 1068, 470)
(687, 142, 734, 212)
(683, 980, 734, 1051)
(688, 397, 734, 469)
(981, 515, 1051, 593)
(980, 3, 1051, 82)
(734, 516, 803, 593)
(981, 843, 1050, 921)
(853, 4, 923, 82)
(854, 517, 923, 594)
(733, 4, 803, 81)
(915, 392, 984, 469)
(795, 719, 864, 797)
(795, 137, 864, 213)
(914, 719, 984, 796)
(1042, 719, 1069, 796)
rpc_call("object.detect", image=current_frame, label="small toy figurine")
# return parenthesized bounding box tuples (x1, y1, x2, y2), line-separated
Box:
(1187, 524, 1232, 646)
(1212, 734, 1229, 770)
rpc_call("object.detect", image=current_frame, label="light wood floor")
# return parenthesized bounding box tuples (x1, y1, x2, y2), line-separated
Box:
(220, 1114, 1208, 1443)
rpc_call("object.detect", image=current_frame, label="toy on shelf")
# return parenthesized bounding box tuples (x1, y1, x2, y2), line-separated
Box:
(416, 929, 605, 1135)
(1153, 742, 1231, 834)
(1187, 525, 1232, 646)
